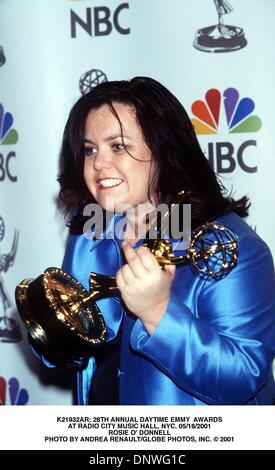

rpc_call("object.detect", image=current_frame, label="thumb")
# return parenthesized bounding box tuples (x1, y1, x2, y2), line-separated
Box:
(163, 263, 176, 279)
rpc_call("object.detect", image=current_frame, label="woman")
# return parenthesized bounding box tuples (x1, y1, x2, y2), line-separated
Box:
(48, 77, 275, 404)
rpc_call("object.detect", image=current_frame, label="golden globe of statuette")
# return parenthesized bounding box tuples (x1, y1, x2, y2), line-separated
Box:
(143, 221, 238, 279)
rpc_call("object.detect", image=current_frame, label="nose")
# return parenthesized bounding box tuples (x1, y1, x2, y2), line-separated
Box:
(93, 148, 113, 171)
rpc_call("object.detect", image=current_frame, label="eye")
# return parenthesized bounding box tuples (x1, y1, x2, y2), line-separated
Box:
(112, 143, 126, 153)
(84, 146, 96, 158)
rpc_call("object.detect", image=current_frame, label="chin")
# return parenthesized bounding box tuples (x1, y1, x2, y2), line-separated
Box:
(95, 198, 124, 214)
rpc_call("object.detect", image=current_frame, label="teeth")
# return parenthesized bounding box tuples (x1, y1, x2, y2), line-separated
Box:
(99, 178, 123, 188)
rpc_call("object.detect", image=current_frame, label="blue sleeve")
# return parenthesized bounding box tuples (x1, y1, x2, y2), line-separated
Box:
(130, 235, 275, 404)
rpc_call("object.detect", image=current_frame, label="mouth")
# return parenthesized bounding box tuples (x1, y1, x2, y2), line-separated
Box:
(97, 178, 124, 189)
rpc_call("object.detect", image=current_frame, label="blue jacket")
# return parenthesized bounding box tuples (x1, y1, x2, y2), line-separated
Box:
(61, 212, 275, 405)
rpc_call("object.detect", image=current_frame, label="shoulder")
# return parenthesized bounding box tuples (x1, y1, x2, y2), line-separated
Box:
(218, 212, 270, 249)
(216, 212, 274, 270)
(218, 212, 257, 238)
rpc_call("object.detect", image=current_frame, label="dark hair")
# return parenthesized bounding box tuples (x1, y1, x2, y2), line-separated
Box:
(58, 76, 249, 229)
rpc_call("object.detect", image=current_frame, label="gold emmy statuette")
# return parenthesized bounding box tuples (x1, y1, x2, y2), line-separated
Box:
(15, 268, 108, 366)
(15, 191, 238, 363)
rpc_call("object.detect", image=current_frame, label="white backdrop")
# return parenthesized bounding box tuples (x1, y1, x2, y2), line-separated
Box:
(1, 0, 275, 405)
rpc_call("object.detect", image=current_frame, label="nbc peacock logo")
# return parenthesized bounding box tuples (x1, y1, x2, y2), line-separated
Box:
(190, 88, 262, 174)
(0, 376, 29, 405)
(0, 103, 19, 145)
(0, 103, 18, 182)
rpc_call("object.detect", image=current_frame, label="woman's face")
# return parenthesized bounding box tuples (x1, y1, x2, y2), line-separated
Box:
(83, 103, 156, 213)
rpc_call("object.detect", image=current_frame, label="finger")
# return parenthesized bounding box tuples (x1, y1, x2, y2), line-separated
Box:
(120, 263, 136, 286)
(135, 246, 160, 272)
(122, 242, 146, 278)
(163, 263, 176, 280)
(116, 269, 126, 290)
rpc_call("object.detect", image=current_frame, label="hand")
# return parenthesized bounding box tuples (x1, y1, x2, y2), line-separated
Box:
(116, 242, 176, 334)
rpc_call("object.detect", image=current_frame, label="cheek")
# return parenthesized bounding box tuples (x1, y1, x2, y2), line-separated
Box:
(83, 164, 97, 198)
(83, 161, 94, 184)
(132, 166, 152, 198)
(139, 162, 153, 186)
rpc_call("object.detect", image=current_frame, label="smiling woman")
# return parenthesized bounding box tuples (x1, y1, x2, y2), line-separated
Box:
(83, 103, 155, 213)
(83, 103, 156, 244)
(35, 77, 275, 405)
